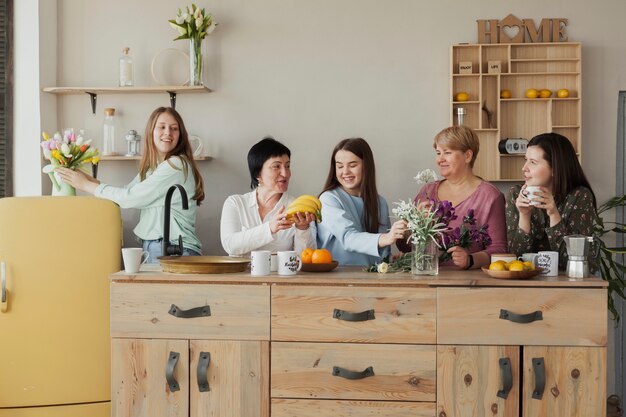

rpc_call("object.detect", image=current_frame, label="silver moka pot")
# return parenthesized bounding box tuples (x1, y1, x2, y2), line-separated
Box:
(564, 235, 599, 278)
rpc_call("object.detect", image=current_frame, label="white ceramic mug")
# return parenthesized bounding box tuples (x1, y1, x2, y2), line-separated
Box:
(277, 251, 302, 276)
(270, 253, 278, 272)
(524, 185, 542, 206)
(122, 248, 149, 273)
(491, 253, 517, 263)
(251, 250, 271, 276)
(537, 251, 559, 276)
(520, 252, 539, 265)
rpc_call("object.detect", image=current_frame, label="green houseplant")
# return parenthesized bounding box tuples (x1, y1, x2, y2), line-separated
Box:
(594, 194, 626, 320)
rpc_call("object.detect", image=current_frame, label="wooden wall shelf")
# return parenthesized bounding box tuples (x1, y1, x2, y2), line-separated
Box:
(42, 85, 212, 113)
(450, 42, 582, 182)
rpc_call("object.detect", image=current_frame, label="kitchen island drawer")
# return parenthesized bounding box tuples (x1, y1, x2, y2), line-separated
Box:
(271, 342, 436, 401)
(437, 287, 607, 346)
(271, 399, 436, 417)
(271, 286, 436, 343)
(110, 283, 270, 339)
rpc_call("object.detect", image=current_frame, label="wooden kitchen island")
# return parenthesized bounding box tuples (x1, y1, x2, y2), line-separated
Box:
(110, 267, 608, 417)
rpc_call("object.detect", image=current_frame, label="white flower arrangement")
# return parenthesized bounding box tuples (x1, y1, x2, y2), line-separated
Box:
(414, 168, 438, 185)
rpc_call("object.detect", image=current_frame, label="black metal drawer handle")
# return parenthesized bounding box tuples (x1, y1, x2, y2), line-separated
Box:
(332, 366, 375, 380)
(532, 357, 546, 400)
(165, 351, 180, 392)
(197, 351, 211, 392)
(333, 308, 375, 322)
(168, 304, 211, 318)
(499, 309, 542, 324)
(496, 357, 512, 399)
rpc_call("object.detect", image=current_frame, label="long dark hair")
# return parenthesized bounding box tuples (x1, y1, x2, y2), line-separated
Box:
(528, 132, 595, 207)
(321, 138, 380, 233)
(140, 107, 205, 204)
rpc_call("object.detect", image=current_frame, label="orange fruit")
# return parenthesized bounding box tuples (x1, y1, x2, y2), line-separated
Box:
(539, 89, 552, 98)
(311, 249, 333, 264)
(525, 89, 539, 99)
(500, 89, 512, 99)
(454, 92, 469, 102)
(557, 88, 570, 98)
(301, 248, 314, 264)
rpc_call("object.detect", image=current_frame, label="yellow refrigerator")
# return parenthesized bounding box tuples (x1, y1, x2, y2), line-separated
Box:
(0, 197, 121, 417)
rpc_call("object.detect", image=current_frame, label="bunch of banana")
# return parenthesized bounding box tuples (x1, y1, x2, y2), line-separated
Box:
(286, 195, 322, 222)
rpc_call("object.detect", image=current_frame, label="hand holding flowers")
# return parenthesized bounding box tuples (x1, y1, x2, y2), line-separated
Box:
(40, 129, 99, 193)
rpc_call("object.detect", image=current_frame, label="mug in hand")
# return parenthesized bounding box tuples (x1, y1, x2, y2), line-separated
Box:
(122, 248, 149, 273)
(524, 186, 542, 206)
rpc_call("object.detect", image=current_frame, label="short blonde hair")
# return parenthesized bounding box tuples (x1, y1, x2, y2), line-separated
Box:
(433, 126, 480, 168)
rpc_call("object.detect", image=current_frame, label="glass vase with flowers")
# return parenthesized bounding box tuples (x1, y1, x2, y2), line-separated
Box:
(40, 129, 99, 196)
(169, 4, 218, 86)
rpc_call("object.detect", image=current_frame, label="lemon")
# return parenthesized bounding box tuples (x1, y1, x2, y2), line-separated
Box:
(455, 92, 469, 102)
(500, 89, 512, 99)
(525, 89, 539, 99)
(489, 261, 507, 271)
(557, 88, 570, 98)
(508, 260, 525, 272)
(539, 89, 552, 98)
(522, 261, 535, 271)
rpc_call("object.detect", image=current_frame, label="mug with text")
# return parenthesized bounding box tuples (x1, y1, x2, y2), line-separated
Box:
(537, 251, 559, 276)
(122, 248, 149, 273)
(277, 251, 302, 276)
(251, 250, 271, 276)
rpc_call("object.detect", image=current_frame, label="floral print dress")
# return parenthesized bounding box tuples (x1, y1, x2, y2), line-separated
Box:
(505, 185, 596, 271)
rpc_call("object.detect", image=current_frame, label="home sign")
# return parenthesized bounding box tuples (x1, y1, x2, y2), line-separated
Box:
(477, 14, 568, 44)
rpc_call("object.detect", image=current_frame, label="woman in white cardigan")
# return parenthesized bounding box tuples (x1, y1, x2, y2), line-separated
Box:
(220, 137, 316, 257)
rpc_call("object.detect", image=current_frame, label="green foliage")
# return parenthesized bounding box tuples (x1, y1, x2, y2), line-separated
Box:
(594, 194, 626, 320)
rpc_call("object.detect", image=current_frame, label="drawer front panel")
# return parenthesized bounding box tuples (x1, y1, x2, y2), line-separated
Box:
(271, 399, 436, 417)
(110, 283, 270, 339)
(271, 286, 436, 343)
(271, 342, 436, 401)
(438, 288, 607, 346)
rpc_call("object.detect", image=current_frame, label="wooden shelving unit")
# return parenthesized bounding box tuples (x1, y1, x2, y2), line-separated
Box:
(42, 85, 212, 113)
(450, 42, 582, 181)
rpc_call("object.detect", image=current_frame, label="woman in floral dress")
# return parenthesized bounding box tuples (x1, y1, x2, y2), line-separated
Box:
(506, 132, 597, 270)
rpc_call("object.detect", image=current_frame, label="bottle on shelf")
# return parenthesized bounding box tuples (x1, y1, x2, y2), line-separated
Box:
(119, 47, 134, 87)
(103, 108, 118, 156)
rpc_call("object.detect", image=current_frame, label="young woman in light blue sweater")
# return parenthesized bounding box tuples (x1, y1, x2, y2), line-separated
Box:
(316, 138, 406, 266)
(56, 107, 205, 262)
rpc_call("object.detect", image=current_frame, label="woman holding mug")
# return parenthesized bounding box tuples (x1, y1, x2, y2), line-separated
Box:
(220, 137, 316, 257)
(506, 132, 596, 270)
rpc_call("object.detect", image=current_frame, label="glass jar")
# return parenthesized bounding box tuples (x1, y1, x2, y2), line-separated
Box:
(119, 47, 134, 87)
(103, 108, 118, 156)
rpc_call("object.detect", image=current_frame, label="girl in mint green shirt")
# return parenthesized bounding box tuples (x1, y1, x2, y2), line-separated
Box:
(56, 107, 205, 263)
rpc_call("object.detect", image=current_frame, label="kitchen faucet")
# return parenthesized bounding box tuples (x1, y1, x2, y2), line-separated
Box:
(163, 184, 189, 257)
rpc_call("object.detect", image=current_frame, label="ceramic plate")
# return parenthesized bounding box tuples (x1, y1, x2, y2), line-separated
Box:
(481, 266, 544, 280)
(158, 256, 250, 274)
(151, 48, 189, 86)
(301, 261, 339, 273)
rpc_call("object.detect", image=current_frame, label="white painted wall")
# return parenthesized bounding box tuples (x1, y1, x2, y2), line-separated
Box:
(15, 0, 626, 395)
